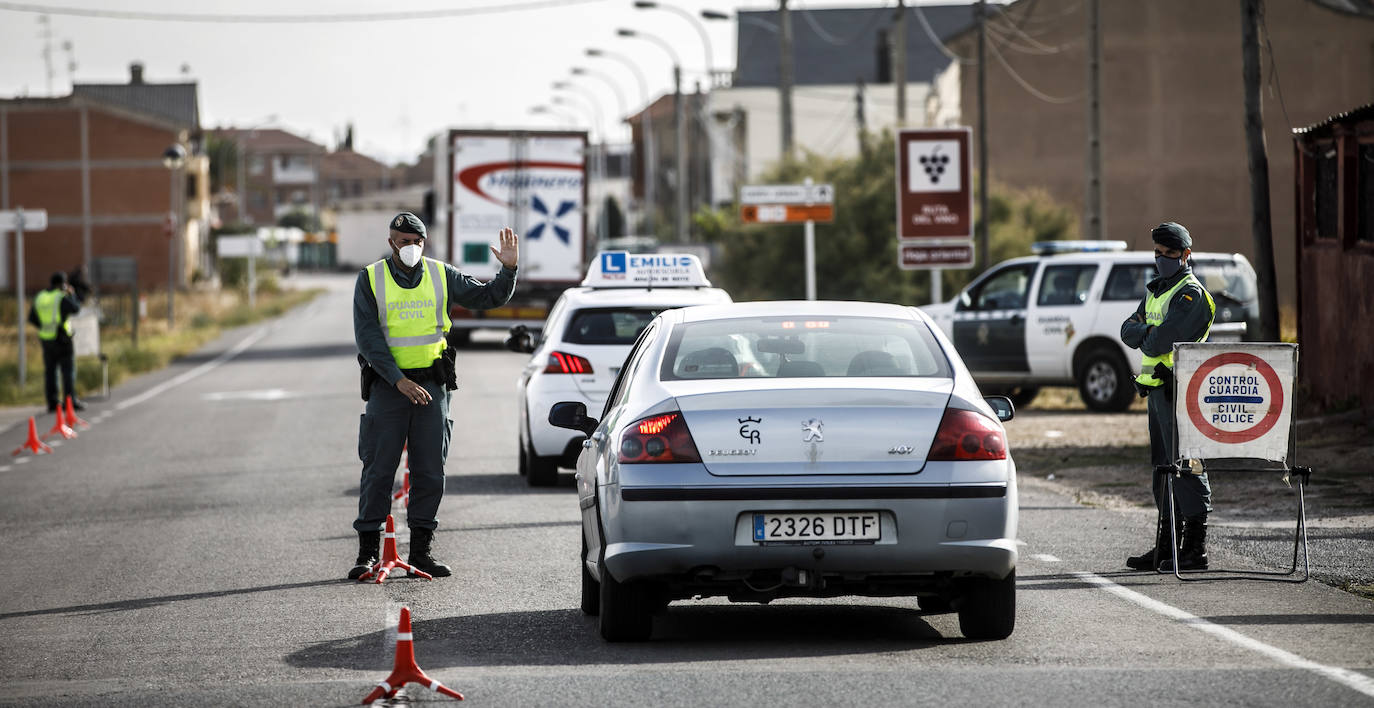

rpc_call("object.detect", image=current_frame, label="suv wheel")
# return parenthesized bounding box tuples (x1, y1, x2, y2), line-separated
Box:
(598, 567, 653, 641)
(1077, 348, 1133, 412)
(957, 571, 1016, 640)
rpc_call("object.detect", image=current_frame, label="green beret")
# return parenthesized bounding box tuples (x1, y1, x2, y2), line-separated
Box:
(389, 212, 426, 238)
(1151, 221, 1191, 250)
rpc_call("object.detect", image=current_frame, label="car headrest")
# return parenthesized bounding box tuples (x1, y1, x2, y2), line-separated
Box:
(846, 350, 901, 376)
(777, 359, 825, 377)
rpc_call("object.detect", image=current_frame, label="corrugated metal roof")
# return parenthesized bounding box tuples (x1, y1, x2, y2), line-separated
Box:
(735, 4, 976, 88)
(72, 81, 199, 129)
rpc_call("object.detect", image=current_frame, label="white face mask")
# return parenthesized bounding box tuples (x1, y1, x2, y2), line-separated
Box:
(398, 243, 423, 267)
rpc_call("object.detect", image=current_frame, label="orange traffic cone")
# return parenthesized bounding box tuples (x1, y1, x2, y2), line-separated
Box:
(392, 470, 410, 507)
(12, 417, 53, 455)
(361, 606, 463, 704)
(65, 396, 90, 430)
(357, 515, 431, 584)
(42, 406, 76, 441)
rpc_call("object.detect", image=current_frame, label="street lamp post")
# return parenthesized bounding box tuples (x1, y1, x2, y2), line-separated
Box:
(162, 143, 186, 328)
(586, 47, 656, 236)
(617, 27, 687, 244)
(529, 104, 577, 128)
(554, 82, 611, 250)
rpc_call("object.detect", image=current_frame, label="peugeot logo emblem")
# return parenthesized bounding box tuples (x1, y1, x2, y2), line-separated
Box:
(801, 419, 824, 443)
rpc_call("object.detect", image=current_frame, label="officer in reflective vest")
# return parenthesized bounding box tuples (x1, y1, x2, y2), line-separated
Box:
(28, 271, 83, 413)
(349, 212, 519, 579)
(1120, 222, 1216, 572)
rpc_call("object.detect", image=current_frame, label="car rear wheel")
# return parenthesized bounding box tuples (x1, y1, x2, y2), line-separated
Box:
(598, 568, 652, 641)
(580, 536, 599, 616)
(1077, 348, 1134, 412)
(1005, 386, 1039, 410)
(517, 433, 529, 476)
(526, 444, 559, 487)
(957, 571, 1016, 640)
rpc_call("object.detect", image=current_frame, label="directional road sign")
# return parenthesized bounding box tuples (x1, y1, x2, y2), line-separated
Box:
(740, 183, 834, 206)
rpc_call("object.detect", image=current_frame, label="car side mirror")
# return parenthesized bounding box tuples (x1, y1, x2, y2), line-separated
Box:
(505, 324, 535, 354)
(984, 395, 1015, 422)
(549, 401, 598, 436)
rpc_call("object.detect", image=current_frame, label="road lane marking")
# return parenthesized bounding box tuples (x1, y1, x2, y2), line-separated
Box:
(0, 465, 10, 472)
(1031, 553, 1061, 562)
(115, 327, 269, 411)
(15, 457, 30, 464)
(1073, 571, 1374, 699)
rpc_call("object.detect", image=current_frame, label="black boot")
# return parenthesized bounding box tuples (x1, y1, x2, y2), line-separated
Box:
(1125, 514, 1183, 571)
(408, 527, 452, 578)
(347, 530, 380, 580)
(1160, 515, 1208, 571)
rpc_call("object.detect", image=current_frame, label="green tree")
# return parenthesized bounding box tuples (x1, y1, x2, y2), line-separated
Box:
(204, 134, 240, 195)
(278, 210, 320, 232)
(696, 130, 1078, 304)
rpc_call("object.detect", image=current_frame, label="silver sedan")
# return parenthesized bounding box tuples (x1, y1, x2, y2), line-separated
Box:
(549, 301, 1018, 642)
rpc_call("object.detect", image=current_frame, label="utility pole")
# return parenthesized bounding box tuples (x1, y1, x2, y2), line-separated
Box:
(976, 0, 989, 271)
(856, 77, 868, 157)
(1240, 0, 1279, 341)
(894, 0, 907, 127)
(779, 0, 795, 160)
(1084, 0, 1104, 240)
(38, 15, 54, 95)
(674, 66, 687, 243)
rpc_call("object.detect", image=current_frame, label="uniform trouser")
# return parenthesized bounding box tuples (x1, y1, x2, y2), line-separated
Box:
(355, 377, 451, 532)
(40, 339, 76, 409)
(1147, 385, 1212, 518)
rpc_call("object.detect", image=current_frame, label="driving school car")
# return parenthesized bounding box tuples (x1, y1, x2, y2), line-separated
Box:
(509, 251, 731, 486)
(550, 300, 1019, 642)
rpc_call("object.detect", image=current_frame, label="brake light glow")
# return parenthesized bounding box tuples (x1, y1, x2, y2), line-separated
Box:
(928, 409, 1008, 461)
(619, 411, 701, 463)
(545, 351, 593, 375)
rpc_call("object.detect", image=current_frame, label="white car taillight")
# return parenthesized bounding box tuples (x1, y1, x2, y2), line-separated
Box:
(928, 409, 1008, 461)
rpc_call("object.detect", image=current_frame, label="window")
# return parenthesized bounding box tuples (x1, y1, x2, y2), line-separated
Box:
(1193, 258, 1257, 307)
(563, 308, 660, 345)
(1360, 143, 1373, 243)
(1315, 146, 1338, 239)
(249, 156, 266, 176)
(1103, 263, 1153, 302)
(1036, 264, 1097, 306)
(604, 323, 657, 417)
(660, 316, 951, 381)
(961, 264, 1035, 311)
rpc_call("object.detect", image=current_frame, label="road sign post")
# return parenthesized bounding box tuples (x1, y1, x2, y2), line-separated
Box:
(740, 181, 834, 300)
(895, 128, 974, 304)
(1, 208, 48, 392)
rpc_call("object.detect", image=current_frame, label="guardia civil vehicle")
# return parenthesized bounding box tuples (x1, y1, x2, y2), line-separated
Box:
(509, 252, 732, 486)
(919, 241, 1259, 412)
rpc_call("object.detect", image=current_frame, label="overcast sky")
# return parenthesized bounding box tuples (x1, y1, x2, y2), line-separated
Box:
(0, 0, 983, 165)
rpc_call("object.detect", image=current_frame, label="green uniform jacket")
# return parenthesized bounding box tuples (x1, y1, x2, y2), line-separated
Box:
(1119, 266, 1212, 358)
(354, 257, 517, 386)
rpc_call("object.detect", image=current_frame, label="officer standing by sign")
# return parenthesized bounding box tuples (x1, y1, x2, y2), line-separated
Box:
(1120, 222, 1216, 571)
(28, 271, 84, 413)
(349, 212, 519, 579)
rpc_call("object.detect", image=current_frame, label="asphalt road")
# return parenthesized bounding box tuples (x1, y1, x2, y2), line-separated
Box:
(1, 273, 1371, 707)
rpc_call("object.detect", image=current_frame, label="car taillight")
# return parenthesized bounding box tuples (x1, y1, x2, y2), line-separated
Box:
(545, 351, 593, 374)
(928, 409, 1007, 461)
(618, 411, 701, 463)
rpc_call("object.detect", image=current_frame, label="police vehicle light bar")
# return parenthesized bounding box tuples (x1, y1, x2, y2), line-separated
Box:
(582, 251, 712, 288)
(1032, 240, 1128, 255)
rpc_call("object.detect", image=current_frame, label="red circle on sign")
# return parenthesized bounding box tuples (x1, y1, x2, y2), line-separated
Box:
(1184, 352, 1283, 444)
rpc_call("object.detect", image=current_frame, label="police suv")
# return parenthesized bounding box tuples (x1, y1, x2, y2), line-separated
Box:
(920, 241, 1259, 412)
(509, 251, 733, 486)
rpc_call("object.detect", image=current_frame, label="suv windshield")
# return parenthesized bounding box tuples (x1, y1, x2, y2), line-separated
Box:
(661, 316, 951, 380)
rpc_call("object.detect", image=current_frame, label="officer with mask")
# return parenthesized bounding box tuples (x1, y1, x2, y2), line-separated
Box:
(29, 271, 84, 413)
(1121, 222, 1216, 572)
(350, 212, 518, 579)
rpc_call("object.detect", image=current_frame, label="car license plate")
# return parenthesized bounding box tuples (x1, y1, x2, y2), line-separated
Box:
(752, 512, 881, 544)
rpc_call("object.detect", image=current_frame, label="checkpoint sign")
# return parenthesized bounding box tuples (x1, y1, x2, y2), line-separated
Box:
(1174, 343, 1297, 462)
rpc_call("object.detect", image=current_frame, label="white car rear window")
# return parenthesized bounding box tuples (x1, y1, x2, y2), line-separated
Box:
(661, 316, 951, 380)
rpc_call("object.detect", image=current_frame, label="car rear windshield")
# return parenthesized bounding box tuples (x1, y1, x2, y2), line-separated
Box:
(563, 308, 660, 345)
(661, 316, 951, 380)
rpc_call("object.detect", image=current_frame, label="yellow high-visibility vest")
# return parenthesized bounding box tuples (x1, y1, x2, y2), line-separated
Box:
(34, 288, 72, 341)
(1135, 273, 1215, 388)
(366, 257, 451, 369)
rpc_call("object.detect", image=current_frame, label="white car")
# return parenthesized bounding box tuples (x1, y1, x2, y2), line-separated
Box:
(511, 252, 732, 486)
(920, 241, 1260, 411)
(549, 300, 1018, 642)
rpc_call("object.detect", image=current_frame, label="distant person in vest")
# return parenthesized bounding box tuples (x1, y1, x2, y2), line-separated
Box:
(1120, 222, 1216, 572)
(349, 212, 518, 580)
(28, 271, 85, 413)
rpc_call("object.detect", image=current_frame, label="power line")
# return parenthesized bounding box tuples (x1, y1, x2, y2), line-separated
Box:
(0, 0, 603, 23)
(985, 36, 1083, 104)
(910, 1, 975, 65)
(794, 0, 889, 47)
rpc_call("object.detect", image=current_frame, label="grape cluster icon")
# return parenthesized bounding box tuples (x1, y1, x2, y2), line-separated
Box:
(918, 148, 951, 185)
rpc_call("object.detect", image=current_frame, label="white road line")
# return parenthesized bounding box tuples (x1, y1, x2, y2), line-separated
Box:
(1073, 571, 1374, 699)
(1031, 553, 1061, 562)
(15, 457, 30, 464)
(115, 327, 269, 411)
(0, 465, 10, 472)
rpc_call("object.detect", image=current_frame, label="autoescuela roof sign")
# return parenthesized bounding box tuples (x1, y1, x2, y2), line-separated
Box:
(1174, 343, 1298, 464)
(582, 251, 712, 288)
